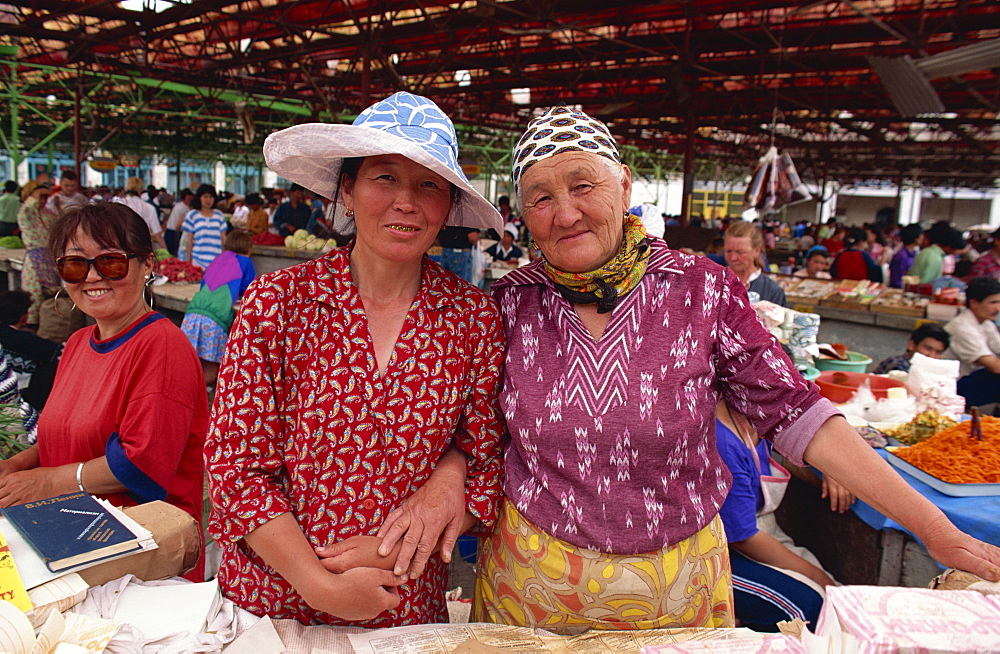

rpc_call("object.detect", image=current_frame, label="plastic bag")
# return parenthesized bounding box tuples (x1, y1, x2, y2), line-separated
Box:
(906, 352, 965, 418)
(743, 146, 812, 214)
(470, 243, 486, 288)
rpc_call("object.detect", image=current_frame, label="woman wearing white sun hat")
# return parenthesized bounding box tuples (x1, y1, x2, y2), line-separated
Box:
(205, 92, 506, 626)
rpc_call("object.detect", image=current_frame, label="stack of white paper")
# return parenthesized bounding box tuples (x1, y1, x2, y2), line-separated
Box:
(815, 585, 1000, 653)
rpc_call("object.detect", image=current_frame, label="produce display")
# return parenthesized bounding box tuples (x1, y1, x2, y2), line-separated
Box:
(154, 257, 203, 283)
(890, 416, 1000, 484)
(251, 232, 285, 247)
(883, 410, 958, 445)
(283, 229, 336, 252)
(0, 236, 24, 249)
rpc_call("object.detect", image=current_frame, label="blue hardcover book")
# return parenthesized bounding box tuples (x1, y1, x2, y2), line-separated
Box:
(0, 492, 142, 573)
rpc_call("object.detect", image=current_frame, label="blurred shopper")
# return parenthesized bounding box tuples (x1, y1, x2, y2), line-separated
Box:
(244, 193, 269, 235)
(968, 227, 1000, 282)
(830, 228, 882, 282)
(164, 189, 194, 256)
(17, 181, 57, 327)
(180, 230, 255, 389)
(909, 224, 965, 284)
(113, 176, 167, 250)
(888, 224, 922, 288)
(943, 277, 1000, 408)
(183, 184, 227, 270)
(794, 246, 832, 279)
(273, 183, 311, 237)
(45, 171, 87, 219)
(485, 224, 523, 264)
(0, 181, 20, 237)
(873, 323, 950, 374)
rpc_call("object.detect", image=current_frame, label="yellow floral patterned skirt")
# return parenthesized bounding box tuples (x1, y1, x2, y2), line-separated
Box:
(471, 501, 734, 635)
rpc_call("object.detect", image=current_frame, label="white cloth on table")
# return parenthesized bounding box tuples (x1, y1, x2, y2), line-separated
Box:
(76, 575, 259, 653)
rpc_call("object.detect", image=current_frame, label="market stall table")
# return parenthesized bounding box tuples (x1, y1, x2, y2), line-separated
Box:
(151, 282, 199, 315)
(0, 247, 25, 290)
(250, 244, 326, 277)
(775, 450, 998, 589)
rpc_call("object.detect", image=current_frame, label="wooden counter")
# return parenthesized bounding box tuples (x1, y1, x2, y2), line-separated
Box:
(0, 247, 25, 290)
(250, 245, 326, 276)
(151, 282, 199, 314)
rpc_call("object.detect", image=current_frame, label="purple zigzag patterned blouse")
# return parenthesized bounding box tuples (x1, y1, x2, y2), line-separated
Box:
(491, 239, 839, 554)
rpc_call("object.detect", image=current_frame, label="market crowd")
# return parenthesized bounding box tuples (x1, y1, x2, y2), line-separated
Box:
(0, 93, 996, 636)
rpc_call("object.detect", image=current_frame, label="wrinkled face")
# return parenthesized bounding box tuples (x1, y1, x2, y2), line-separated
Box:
(343, 154, 452, 264)
(519, 152, 631, 273)
(806, 254, 828, 276)
(62, 228, 152, 330)
(724, 235, 760, 277)
(909, 337, 947, 359)
(971, 293, 1000, 323)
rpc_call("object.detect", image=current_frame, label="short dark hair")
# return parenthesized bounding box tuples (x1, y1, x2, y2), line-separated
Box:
(179, 188, 194, 199)
(965, 276, 1000, 306)
(0, 291, 32, 326)
(844, 227, 866, 248)
(49, 203, 154, 261)
(899, 224, 922, 246)
(244, 192, 262, 206)
(194, 183, 217, 203)
(910, 323, 950, 350)
(3, 181, 17, 194)
(60, 170, 78, 182)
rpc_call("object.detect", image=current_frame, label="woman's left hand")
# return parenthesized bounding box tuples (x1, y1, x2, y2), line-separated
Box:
(821, 476, 856, 513)
(0, 467, 69, 507)
(922, 514, 1000, 582)
(375, 448, 470, 578)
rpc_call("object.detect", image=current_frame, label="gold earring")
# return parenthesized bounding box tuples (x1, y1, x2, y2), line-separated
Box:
(52, 287, 76, 316)
(346, 208, 355, 218)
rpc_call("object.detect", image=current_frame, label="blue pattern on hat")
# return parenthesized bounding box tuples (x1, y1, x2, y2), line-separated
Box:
(352, 92, 472, 186)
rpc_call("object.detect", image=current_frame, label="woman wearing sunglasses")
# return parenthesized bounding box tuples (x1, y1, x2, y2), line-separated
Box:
(0, 203, 209, 580)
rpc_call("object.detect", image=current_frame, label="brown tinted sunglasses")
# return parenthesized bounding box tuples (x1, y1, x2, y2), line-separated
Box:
(56, 253, 137, 283)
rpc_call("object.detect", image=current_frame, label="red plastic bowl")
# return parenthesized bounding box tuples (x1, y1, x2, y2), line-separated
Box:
(815, 371, 907, 404)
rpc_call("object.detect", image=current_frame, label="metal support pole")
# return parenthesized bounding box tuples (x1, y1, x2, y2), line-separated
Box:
(361, 40, 371, 108)
(8, 61, 22, 176)
(680, 113, 695, 224)
(73, 78, 82, 178)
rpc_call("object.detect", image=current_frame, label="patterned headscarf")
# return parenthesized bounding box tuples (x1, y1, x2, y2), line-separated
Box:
(512, 106, 620, 193)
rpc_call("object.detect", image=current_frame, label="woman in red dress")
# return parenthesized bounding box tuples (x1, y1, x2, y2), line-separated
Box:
(206, 92, 506, 626)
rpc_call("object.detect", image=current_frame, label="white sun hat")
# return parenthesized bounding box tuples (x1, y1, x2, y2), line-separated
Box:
(263, 92, 502, 234)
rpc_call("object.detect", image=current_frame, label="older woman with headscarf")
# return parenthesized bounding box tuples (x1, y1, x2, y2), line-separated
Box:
(16, 180, 56, 327)
(445, 107, 998, 634)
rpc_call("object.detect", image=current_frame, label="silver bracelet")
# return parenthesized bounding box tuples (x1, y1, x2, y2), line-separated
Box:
(76, 462, 86, 493)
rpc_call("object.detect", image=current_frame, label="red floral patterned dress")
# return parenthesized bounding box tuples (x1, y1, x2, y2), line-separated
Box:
(206, 247, 505, 627)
